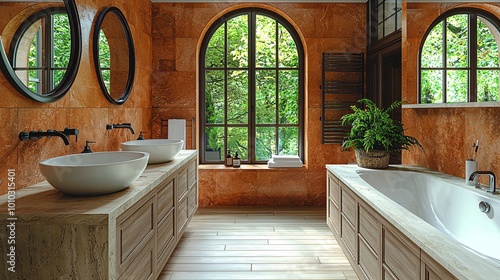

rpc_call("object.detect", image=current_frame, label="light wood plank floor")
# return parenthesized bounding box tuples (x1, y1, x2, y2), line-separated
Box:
(159, 207, 359, 280)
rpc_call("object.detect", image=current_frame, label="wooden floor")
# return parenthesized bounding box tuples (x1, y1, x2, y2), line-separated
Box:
(159, 207, 358, 280)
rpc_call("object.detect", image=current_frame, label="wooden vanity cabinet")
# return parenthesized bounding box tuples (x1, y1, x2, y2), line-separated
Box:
(326, 171, 456, 280)
(116, 157, 198, 279)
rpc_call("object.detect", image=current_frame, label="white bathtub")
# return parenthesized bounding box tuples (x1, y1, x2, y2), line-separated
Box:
(356, 168, 500, 263)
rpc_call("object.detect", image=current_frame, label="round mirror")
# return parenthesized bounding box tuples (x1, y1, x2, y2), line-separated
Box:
(93, 7, 135, 105)
(0, 0, 82, 103)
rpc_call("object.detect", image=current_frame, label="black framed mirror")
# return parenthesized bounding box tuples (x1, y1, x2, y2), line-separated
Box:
(0, 0, 82, 103)
(93, 7, 135, 105)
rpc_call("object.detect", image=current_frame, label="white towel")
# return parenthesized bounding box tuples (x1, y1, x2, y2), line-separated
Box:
(168, 119, 186, 149)
(267, 158, 303, 168)
(272, 155, 301, 162)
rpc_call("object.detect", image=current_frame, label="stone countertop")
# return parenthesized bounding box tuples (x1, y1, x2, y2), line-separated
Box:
(327, 164, 500, 280)
(0, 150, 197, 224)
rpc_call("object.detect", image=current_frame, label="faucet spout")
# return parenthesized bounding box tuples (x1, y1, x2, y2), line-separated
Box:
(106, 123, 135, 134)
(469, 171, 496, 193)
(19, 130, 70, 145)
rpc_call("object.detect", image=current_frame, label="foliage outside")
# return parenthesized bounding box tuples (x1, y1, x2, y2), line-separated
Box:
(421, 14, 500, 103)
(341, 99, 422, 153)
(204, 13, 300, 162)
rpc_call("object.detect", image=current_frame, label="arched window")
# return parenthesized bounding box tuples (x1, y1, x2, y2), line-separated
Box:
(419, 8, 500, 103)
(200, 8, 304, 164)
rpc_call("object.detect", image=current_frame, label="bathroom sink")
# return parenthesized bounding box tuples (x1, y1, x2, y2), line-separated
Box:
(39, 151, 149, 196)
(121, 139, 183, 164)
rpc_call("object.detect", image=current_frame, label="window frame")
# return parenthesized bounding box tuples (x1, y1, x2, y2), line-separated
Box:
(199, 8, 304, 164)
(418, 8, 500, 104)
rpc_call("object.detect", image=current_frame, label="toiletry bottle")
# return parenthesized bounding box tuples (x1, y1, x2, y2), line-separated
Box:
(225, 150, 233, 167)
(232, 152, 241, 167)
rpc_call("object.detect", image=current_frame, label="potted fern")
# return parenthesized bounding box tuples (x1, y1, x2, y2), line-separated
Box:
(341, 99, 422, 169)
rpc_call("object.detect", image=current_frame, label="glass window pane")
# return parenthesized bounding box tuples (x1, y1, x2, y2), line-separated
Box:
(396, 8, 402, 30)
(52, 13, 70, 69)
(478, 70, 500, 102)
(53, 70, 65, 88)
(256, 70, 276, 124)
(384, 0, 396, 20)
(206, 25, 225, 68)
(256, 14, 276, 68)
(377, 23, 384, 39)
(421, 70, 443, 103)
(227, 15, 248, 68)
(446, 14, 468, 68)
(205, 70, 225, 124)
(446, 70, 468, 102)
(205, 126, 224, 161)
(255, 127, 275, 161)
(477, 16, 500, 68)
(278, 24, 298, 68)
(228, 127, 248, 161)
(421, 22, 443, 68)
(278, 70, 299, 124)
(377, 3, 384, 24)
(384, 14, 396, 35)
(278, 127, 298, 155)
(227, 70, 248, 124)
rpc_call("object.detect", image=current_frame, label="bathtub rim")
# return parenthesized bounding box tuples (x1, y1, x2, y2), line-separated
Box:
(327, 164, 500, 280)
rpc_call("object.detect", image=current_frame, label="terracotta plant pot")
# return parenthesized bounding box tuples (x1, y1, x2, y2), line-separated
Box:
(355, 149, 390, 169)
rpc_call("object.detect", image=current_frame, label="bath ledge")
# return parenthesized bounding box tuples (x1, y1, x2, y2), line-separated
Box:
(199, 164, 306, 171)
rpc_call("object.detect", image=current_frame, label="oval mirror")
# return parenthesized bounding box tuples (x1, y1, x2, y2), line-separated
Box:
(0, 0, 82, 103)
(93, 7, 135, 105)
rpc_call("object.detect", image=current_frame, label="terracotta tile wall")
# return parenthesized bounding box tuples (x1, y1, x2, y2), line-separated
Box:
(402, 3, 500, 180)
(152, 3, 366, 206)
(0, 0, 152, 195)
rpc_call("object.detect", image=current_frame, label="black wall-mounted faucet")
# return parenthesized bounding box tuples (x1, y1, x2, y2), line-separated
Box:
(18, 128, 78, 146)
(106, 123, 135, 134)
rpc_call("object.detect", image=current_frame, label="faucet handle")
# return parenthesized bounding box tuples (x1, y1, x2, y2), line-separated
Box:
(19, 131, 29, 141)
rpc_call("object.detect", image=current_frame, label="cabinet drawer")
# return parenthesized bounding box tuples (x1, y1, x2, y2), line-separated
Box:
(188, 160, 197, 188)
(359, 235, 379, 280)
(188, 185, 198, 216)
(177, 167, 188, 200)
(341, 187, 356, 225)
(383, 227, 420, 280)
(158, 179, 174, 222)
(328, 175, 340, 206)
(119, 237, 154, 280)
(328, 199, 340, 234)
(117, 197, 155, 273)
(157, 210, 175, 268)
(359, 205, 380, 255)
(177, 196, 189, 235)
(341, 215, 356, 260)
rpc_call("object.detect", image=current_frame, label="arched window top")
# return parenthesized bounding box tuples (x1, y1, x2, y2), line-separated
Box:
(199, 8, 304, 164)
(419, 8, 500, 104)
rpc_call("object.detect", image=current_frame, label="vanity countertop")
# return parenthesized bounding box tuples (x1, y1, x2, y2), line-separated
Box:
(0, 150, 197, 224)
(327, 164, 500, 280)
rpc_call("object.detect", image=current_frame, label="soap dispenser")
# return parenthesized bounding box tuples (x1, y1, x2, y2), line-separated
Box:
(81, 140, 96, 153)
(232, 152, 241, 168)
(137, 131, 146, 140)
(225, 150, 233, 167)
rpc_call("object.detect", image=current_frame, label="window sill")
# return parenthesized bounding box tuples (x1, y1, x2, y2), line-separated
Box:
(198, 164, 307, 171)
(402, 101, 500, 109)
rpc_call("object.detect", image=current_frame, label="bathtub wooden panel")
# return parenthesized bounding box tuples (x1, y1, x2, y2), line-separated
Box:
(359, 236, 379, 280)
(341, 187, 357, 225)
(383, 226, 420, 280)
(421, 252, 457, 280)
(359, 204, 380, 255)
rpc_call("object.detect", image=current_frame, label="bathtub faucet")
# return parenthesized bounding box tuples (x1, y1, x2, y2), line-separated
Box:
(469, 171, 496, 193)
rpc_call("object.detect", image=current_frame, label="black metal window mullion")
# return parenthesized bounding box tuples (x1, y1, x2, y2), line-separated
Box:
(469, 14, 478, 102)
(442, 18, 448, 103)
(223, 21, 229, 160)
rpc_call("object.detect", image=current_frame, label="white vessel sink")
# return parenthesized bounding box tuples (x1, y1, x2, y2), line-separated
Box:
(39, 151, 149, 196)
(121, 139, 183, 164)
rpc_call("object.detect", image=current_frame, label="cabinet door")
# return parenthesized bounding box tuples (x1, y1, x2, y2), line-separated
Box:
(156, 179, 176, 273)
(383, 226, 420, 280)
(116, 196, 155, 277)
(421, 252, 457, 280)
(119, 238, 154, 280)
(359, 236, 379, 280)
